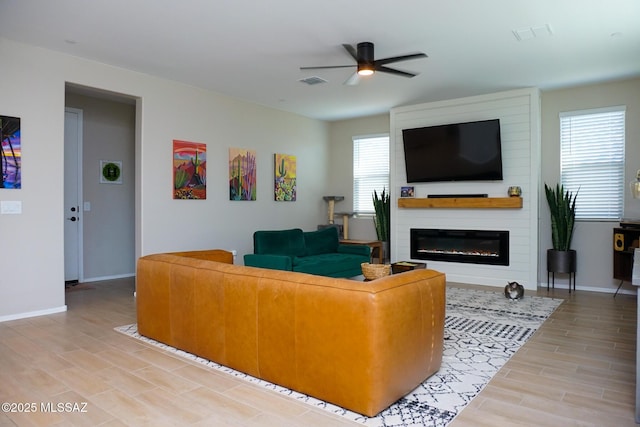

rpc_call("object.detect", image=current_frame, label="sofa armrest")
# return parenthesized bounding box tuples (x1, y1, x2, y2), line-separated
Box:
(337, 244, 371, 257)
(244, 254, 292, 271)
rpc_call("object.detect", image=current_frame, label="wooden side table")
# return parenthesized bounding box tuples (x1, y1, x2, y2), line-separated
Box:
(340, 239, 383, 264)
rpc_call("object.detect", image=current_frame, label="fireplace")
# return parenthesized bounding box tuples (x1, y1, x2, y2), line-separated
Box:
(410, 228, 509, 266)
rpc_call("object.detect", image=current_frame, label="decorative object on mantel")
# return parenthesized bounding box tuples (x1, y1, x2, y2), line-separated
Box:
(373, 188, 391, 262)
(544, 183, 578, 293)
(630, 169, 640, 199)
(400, 186, 415, 197)
(507, 186, 522, 197)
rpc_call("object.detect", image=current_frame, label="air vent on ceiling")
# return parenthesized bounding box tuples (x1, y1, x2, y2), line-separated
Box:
(513, 24, 553, 41)
(299, 76, 328, 86)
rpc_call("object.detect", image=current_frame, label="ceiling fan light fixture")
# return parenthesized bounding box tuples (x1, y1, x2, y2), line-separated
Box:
(356, 42, 375, 76)
(357, 66, 374, 76)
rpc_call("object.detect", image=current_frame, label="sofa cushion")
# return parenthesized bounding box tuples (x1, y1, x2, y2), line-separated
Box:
(293, 252, 365, 276)
(253, 228, 306, 257)
(303, 226, 339, 256)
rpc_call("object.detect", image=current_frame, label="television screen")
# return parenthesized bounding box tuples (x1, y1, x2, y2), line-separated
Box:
(402, 119, 503, 183)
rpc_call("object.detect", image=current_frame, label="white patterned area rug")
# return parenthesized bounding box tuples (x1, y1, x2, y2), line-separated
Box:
(115, 286, 563, 427)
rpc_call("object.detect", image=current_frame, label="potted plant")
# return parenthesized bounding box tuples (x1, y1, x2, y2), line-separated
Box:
(373, 188, 390, 261)
(544, 183, 578, 275)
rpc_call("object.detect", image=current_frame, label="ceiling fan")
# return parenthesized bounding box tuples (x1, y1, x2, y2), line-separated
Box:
(300, 42, 427, 85)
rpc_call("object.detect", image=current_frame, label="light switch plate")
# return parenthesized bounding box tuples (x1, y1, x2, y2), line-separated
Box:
(1, 200, 22, 214)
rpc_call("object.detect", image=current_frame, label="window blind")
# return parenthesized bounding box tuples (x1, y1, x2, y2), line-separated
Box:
(353, 135, 389, 214)
(560, 106, 625, 220)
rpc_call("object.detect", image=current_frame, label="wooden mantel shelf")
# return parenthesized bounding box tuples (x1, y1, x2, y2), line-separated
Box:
(397, 197, 523, 209)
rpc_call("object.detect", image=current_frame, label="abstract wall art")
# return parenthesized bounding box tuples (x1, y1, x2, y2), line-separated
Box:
(274, 153, 296, 201)
(1, 115, 21, 189)
(173, 140, 206, 199)
(229, 148, 256, 201)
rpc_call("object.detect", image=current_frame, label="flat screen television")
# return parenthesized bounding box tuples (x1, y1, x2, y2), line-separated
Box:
(402, 119, 503, 183)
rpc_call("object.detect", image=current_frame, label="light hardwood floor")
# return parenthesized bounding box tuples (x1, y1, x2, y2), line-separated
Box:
(0, 278, 636, 426)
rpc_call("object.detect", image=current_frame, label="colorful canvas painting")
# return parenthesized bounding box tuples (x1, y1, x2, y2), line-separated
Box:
(274, 153, 296, 201)
(173, 140, 206, 199)
(229, 148, 256, 201)
(1, 115, 21, 189)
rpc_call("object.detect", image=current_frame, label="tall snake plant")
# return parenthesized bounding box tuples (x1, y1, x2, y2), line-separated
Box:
(544, 183, 578, 251)
(373, 188, 390, 242)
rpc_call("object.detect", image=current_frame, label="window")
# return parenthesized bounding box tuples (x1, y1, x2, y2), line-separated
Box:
(353, 134, 389, 214)
(560, 106, 625, 220)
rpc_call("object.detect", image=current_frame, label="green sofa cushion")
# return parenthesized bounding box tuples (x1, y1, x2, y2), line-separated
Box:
(292, 252, 368, 277)
(253, 228, 306, 257)
(303, 227, 339, 256)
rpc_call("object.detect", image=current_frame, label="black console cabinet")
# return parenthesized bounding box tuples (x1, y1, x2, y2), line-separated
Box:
(613, 226, 640, 294)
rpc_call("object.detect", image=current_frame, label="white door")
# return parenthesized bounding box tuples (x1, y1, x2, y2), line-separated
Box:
(64, 108, 83, 283)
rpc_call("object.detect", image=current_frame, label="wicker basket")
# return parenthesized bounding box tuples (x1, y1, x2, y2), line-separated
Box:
(361, 262, 391, 280)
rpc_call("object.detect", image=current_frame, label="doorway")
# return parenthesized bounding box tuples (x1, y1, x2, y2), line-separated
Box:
(64, 85, 137, 286)
(64, 108, 83, 283)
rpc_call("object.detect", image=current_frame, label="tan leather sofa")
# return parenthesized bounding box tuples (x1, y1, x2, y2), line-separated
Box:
(136, 249, 446, 417)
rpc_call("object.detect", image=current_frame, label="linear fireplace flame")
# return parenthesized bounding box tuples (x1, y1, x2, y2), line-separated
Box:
(410, 228, 509, 266)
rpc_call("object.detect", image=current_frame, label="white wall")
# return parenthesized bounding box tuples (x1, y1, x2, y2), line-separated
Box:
(540, 78, 640, 293)
(390, 89, 540, 290)
(0, 38, 329, 321)
(327, 114, 390, 241)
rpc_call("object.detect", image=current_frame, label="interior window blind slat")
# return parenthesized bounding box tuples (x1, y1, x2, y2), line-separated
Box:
(353, 135, 389, 214)
(560, 107, 625, 220)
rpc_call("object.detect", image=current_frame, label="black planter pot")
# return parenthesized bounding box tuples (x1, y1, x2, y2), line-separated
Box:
(547, 249, 577, 293)
(547, 249, 577, 273)
(382, 241, 390, 263)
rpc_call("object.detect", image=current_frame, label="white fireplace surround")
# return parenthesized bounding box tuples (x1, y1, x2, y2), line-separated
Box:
(390, 88, 540, 291)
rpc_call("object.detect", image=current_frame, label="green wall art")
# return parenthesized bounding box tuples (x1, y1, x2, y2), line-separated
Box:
(274, 153, 296, 201)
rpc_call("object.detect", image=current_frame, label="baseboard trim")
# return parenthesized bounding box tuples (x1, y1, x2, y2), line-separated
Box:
(537, 282, 637, 296)
(82, 273, 135, 283)
(0, 305, 67, 323)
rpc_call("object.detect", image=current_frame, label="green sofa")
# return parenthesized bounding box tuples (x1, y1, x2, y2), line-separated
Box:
(243, 227, 370, 278)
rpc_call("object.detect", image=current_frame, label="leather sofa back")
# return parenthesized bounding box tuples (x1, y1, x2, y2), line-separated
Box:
(137, 249, 445, 417)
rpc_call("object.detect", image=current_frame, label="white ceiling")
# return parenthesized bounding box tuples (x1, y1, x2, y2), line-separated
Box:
(1, 0, 639, 121)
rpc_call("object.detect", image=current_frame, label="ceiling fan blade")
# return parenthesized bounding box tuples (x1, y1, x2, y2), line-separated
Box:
(375, 52, 427, 66)
(342, 44, 358, 61)
(300, 65, 356, 70)
(376, 66, 418, 78)
(343, 72, 360, 86)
